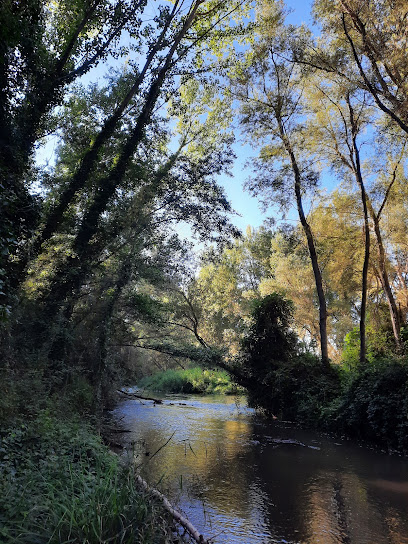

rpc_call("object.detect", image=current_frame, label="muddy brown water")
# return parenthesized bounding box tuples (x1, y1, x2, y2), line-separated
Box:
(112, 393, 408, 544)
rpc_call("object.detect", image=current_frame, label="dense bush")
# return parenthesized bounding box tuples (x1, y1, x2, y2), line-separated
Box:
(328, 360, 408, 452)
(139, 367, 239, 395)
(234, 293, 408, 452)
(0, 413, 172, 543)
(237, 294, 341, 422)
(246, 353, 341, 423)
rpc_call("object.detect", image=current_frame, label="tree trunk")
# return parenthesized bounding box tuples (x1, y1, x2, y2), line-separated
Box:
(346, 97, 370, 364)
(368, 202, 401, 350)
(278, 120, 329, 367)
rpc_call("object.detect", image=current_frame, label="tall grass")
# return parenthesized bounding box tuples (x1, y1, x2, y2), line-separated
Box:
(138, 367, 239, 395)
(0, 412, 172, 543)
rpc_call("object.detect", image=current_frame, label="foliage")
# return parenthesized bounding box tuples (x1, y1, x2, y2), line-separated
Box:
(311, 0, 408, 136)
(138, 367, 240, 395)
(236, 293, 340, 421)
(246, 352, 341, 424)
(192, 226, 273, 354)
(342, 319, 394, 370)
(0, 0, 250, 396)
(0, 414, 172, 544)
(241, 293, 299, 371)
(227, 293, 408, 452)
(328, 360, 408, 452)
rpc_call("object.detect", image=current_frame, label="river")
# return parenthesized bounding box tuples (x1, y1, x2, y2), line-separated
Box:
(112, 393, 408, 544)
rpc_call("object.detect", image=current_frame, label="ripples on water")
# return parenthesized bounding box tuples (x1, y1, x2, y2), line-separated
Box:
(112, 394, 408, 544)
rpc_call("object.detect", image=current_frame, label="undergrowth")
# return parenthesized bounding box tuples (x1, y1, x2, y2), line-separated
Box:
(138, 367, 240, 395)
(0, 412, 172, 544)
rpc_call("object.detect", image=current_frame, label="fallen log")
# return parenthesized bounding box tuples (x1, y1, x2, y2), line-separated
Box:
(117, 390, 163, 403)
(136, 475, 210, 544)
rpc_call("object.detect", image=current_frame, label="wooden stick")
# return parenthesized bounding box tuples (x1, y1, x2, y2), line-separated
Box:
(117, 390, 163, 403)
(136, 475, 210, 544)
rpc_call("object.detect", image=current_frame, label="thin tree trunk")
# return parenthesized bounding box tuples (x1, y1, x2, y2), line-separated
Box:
(96, 253, 134, 407)
(278, 119, 329, 367)
(348, 99, 369, 364)
(368, 201, 401, 350)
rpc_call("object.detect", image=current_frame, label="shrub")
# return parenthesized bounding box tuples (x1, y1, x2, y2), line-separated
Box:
(237, 293, 340, 422)
(245, 352, 340, 423)
(330, 359, 408, 452)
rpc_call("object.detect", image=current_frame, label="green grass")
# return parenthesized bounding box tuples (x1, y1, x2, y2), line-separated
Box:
(138, 367, 240, 395)
(0, 412, 172, 543)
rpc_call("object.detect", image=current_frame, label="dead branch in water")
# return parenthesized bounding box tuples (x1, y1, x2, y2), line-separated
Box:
(117, 390, 163, 403)
(136, 475, 211, 544)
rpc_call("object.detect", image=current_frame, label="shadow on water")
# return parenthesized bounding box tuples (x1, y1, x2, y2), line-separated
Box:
(112, 394, 408, 544)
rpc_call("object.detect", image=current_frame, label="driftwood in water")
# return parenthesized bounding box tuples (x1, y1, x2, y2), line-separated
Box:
(136, 475, 210, 544)
(117, 390, 163, 403)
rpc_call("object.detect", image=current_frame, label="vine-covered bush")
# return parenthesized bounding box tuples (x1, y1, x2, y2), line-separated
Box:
(238, 294, 340, 422)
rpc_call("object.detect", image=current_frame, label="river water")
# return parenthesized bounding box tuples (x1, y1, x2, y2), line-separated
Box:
(112, 393, 408, 544)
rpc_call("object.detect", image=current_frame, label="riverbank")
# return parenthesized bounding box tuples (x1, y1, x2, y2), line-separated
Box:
(137, 358, 408, 454)
(0, 411, 174, 544)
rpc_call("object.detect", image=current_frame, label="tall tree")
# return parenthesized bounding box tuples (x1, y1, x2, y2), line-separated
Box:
(366, 135, 407, 350)
(306, 0, 408, 134)
(306, 73, 407, 358)
(231, 7, 330, 366)
(1, 0, 250, 318)
(0, 0, 147, 309)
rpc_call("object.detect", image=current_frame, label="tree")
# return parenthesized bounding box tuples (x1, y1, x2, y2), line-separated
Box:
(306, 72, 408, 357)
(191, 226, 273, 354)
(241, 293, 298, 375)
(0, 0, 148, 308)
(366, 135, 407, 350)
(237, 292, 340, 420)
(231, 7, 330, 365)
(305, 80, 372, 362)
(1, 0, 250, 318)
(0, 0, 254, 397)
(307, 0, 408, 135)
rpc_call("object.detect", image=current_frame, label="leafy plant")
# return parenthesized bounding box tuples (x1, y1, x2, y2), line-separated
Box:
(0, 415, 172, 543)
(330, 359, 408, 452)
(237, 293, 340, 421)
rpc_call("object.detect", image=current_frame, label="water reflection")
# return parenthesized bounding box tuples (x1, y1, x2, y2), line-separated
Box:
(113, 395, 408, 544)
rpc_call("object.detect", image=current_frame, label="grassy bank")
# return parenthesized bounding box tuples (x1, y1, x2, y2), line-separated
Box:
(0, 412, 172, 544)
(138, 367, 240, 395)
